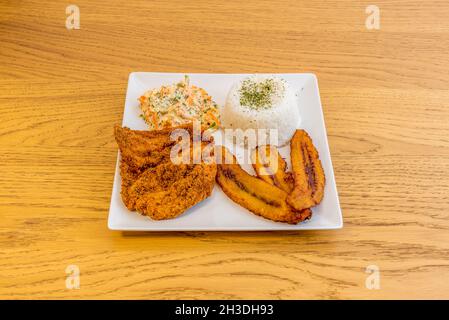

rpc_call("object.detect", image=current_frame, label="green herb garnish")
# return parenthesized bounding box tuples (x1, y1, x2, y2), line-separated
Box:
(239, 77, 283, 109)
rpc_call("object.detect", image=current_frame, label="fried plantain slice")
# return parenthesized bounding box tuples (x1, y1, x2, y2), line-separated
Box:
(216, 147, 311, 224)
(287, 130, 325, 211)
(251, 145, 294, 193)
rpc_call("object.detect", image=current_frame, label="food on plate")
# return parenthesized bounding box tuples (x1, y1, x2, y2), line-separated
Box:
(287, 130, 325, 211)
(138, 75, 220, 130)
(251, 145, 294, 193)
(216, 146, 312, 224)
(221, 75, 301, 147)
(114, 72, 329, 227)
(121, 161, 216, 220)
(114, 125, 184, 169)
(114, 124, 216, 220)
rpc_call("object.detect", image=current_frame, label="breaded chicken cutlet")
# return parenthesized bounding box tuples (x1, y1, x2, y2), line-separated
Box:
(114, 125, 216, 220)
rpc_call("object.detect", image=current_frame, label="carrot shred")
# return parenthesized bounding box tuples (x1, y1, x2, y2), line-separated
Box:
(207, 111, 220, 127)
(151, 112, 158, 130)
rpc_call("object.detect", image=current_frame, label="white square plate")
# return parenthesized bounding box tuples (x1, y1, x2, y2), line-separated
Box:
(108, 73, 342, 231)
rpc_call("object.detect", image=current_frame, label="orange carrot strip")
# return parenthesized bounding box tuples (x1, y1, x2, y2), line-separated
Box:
(208, 111, 220, 127)
(151, 112, 158, 130)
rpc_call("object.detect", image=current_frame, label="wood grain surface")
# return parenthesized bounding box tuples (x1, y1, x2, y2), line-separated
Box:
(1, 0, 449, 299)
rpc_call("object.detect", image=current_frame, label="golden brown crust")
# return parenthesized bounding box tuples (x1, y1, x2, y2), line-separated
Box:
(287, 130, 325, 211)
(251, 145, 294, 193)
(129, 162, 216, 220)
(217, 147, 311, 224)
(115, 124, 216, 220)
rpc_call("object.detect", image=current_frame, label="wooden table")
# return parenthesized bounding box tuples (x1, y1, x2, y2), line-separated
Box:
(1, 0, 448, 299)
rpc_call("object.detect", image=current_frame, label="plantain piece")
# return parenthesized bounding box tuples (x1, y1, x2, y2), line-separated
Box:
(287, 130, 325, 211)
(251, 145, 294, 193)
(216, 147, 311, 224)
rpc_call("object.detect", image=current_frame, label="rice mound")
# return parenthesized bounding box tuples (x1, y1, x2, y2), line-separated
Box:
(222, 75, 301, 147)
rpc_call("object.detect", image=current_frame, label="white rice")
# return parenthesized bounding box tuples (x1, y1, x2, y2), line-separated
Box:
(221, 75, 301, 147)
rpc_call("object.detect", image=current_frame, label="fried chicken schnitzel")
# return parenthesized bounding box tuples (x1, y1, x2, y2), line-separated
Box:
(114, 125, 216, 220)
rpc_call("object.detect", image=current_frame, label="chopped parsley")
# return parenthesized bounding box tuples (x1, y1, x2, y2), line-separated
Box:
(238, 77, 284, 109)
